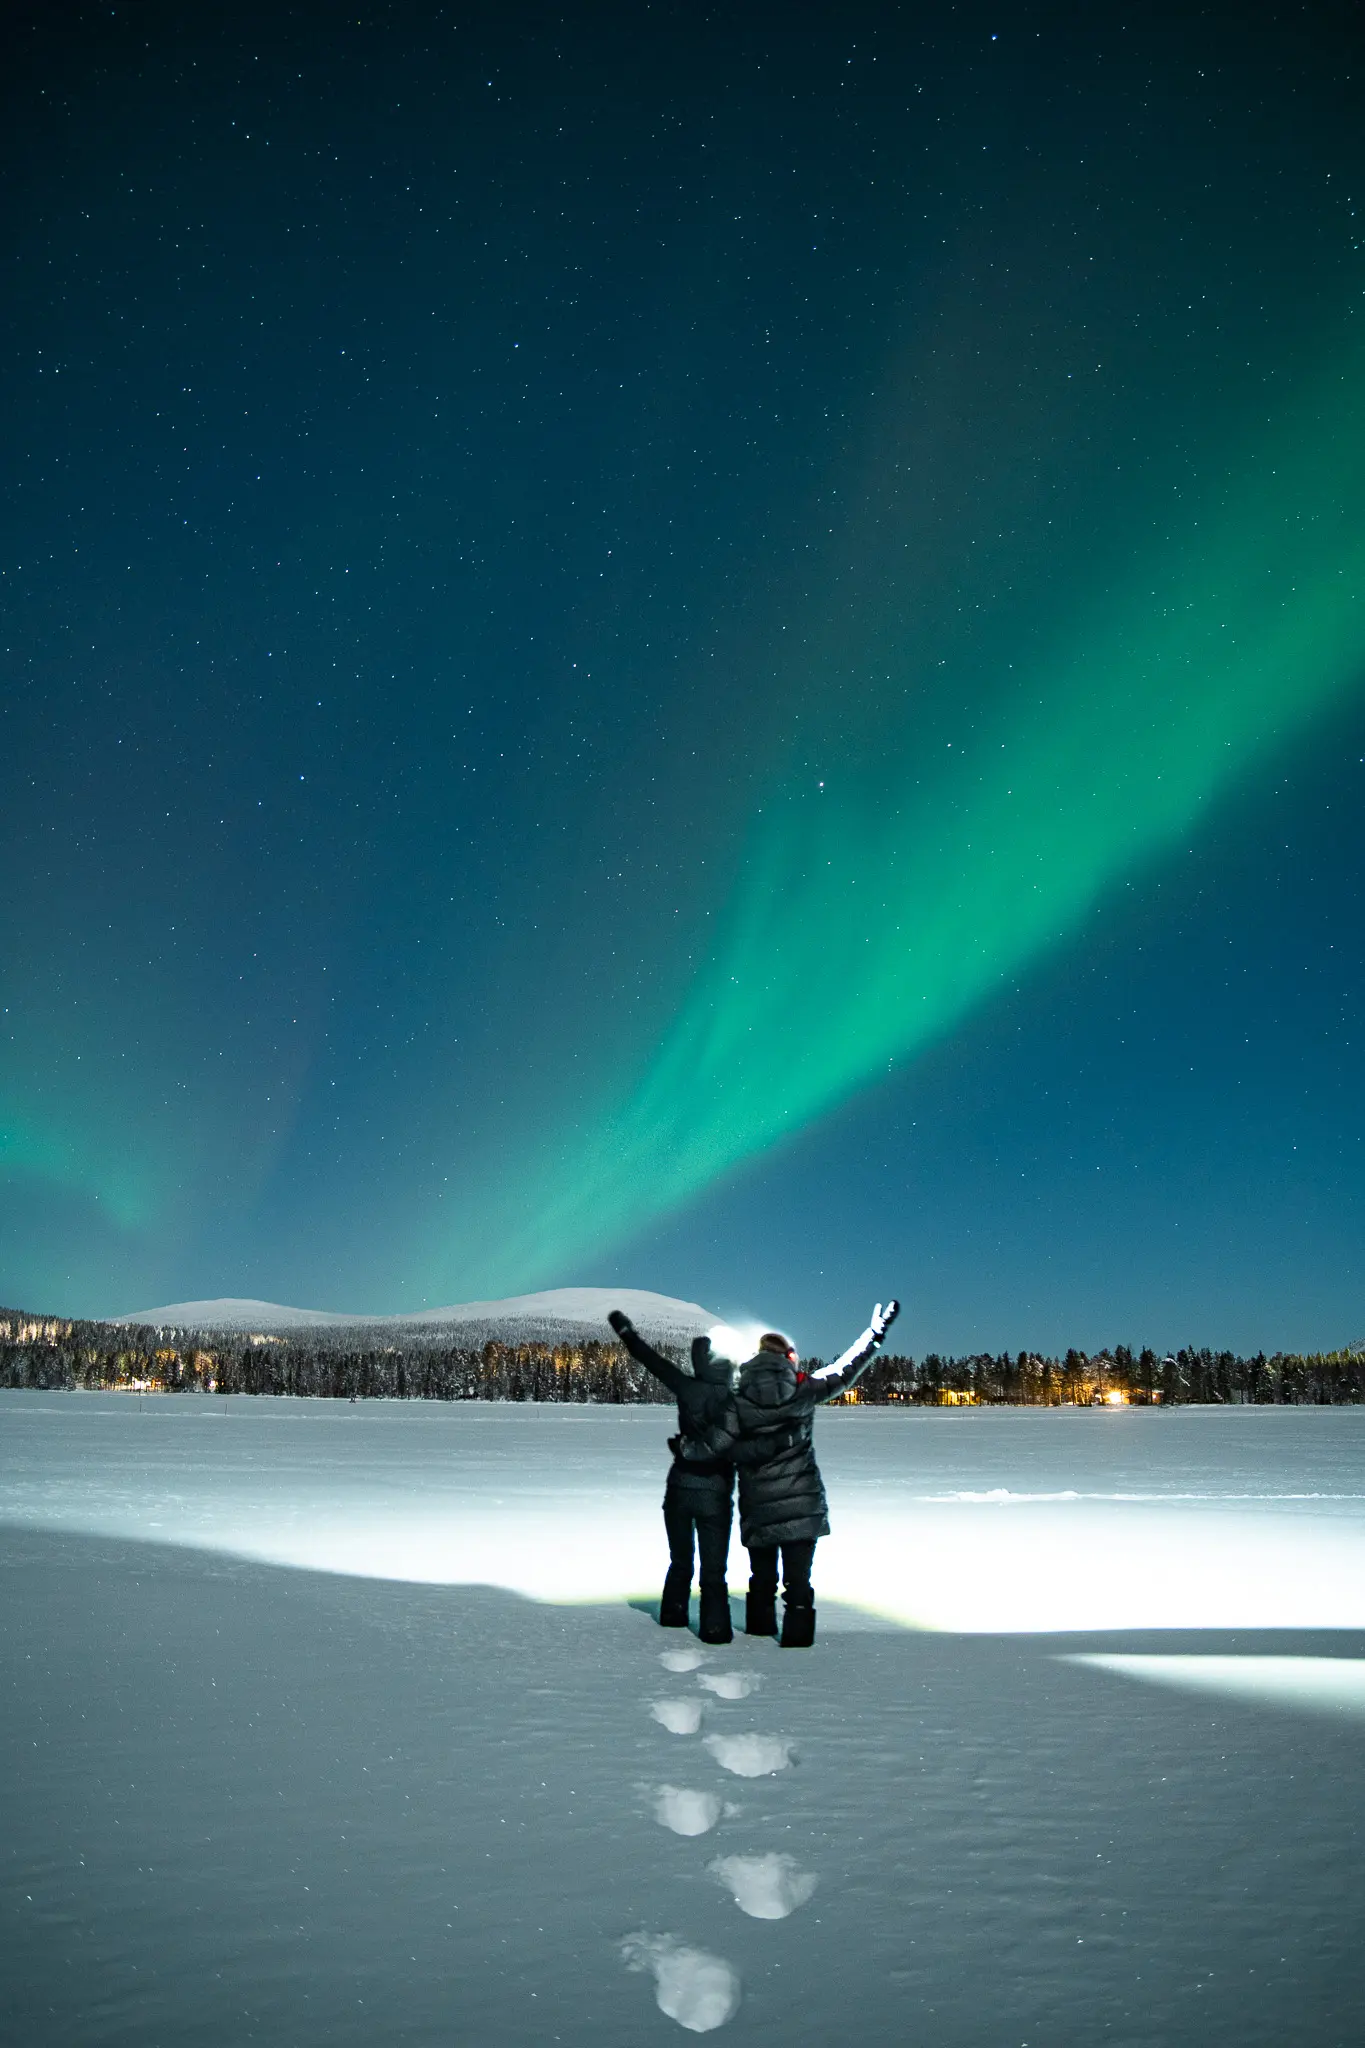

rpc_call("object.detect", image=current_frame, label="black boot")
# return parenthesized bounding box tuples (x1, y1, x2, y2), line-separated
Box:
(745, 1587, 778, 1637)
(659, 1567, 691, 1628)
(780, 1598, 816, 1649)
(698, 1582, 733, 1645)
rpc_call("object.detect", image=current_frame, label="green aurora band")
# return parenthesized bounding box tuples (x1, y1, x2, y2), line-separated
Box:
(448, 331, 1365, 1294)
(0, 1111, 160, 1234)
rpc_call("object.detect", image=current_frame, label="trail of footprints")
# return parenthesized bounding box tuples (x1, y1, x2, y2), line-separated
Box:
(621, 1630, 817, 2032)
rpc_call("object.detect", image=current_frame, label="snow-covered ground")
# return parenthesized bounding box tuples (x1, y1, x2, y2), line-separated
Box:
(3, 1395, 1364, 2044)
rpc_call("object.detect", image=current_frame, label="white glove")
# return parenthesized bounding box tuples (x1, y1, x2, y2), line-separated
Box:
(870, 1299, 900, 1340)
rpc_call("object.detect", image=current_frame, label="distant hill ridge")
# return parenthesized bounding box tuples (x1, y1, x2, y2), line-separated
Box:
(111, 1287, 718, 1345)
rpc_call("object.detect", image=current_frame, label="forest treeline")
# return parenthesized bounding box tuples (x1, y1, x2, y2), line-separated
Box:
(2, 1310, 1364, 1404)
(0, 1312, 669, 1402)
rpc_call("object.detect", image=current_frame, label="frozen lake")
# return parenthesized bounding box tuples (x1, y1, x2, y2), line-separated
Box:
(3, 1394, 1364, 2044)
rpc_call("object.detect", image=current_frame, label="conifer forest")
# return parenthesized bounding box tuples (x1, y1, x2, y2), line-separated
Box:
(2, 1310, 1362, 1406)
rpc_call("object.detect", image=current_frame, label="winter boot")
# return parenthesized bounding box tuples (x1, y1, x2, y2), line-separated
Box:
(659, 1567, 692, 1629)
(745, 1586, 778, 1637)
(780, 1598, 816, 1649)
(698, 1582, 734, 1645)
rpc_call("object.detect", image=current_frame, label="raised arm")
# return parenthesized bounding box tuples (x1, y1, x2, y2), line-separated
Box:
(806, 1299, 900, 1404)
(607, 1309, 691, 1397)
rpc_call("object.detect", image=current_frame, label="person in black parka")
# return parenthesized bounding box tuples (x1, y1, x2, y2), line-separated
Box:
(607, 1309, 739, 1644)
(732, 1298, 899, 1648)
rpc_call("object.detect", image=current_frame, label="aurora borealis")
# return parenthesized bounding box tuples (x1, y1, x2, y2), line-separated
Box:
(466, 329, 1365, 1291)
(3, 1, 1364, 1348)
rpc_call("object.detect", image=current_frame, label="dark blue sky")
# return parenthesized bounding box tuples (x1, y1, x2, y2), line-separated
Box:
(2, 1, 1362, 1352)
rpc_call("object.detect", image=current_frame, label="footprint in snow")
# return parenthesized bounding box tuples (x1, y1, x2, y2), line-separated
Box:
(653, 1785, 722, 1836)
(659, 1645, 706, 1673)
(697, 1671, 759, 1700)
(621, 1933, 740, 2033)
(711, 1852, 816, 1919)
(652, 1698, 704, 1735)
(703, 1732, 793, 1777)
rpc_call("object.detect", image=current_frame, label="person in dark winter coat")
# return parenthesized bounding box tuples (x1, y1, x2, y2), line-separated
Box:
(731, 1299, 899, 1648)
(607, 1309, 739, 1644)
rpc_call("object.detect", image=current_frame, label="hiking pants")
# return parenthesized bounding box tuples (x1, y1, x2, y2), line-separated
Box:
(663, 1497, 732, 1597)
(747, 1538, 816, 1609)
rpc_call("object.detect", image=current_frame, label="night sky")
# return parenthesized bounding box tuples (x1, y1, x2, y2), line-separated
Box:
(3, 1, 1363, 1353)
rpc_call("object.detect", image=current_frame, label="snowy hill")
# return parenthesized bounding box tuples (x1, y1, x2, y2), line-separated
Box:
(113, 1287, 719, 1345)
(114, 1298, 362, 1332)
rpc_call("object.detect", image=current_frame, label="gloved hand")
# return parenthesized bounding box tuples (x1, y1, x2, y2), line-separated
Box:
(691, 1335, 713, 1372)
(608, 1310, 635, 1338)
(870, 1299, 900, 1340)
